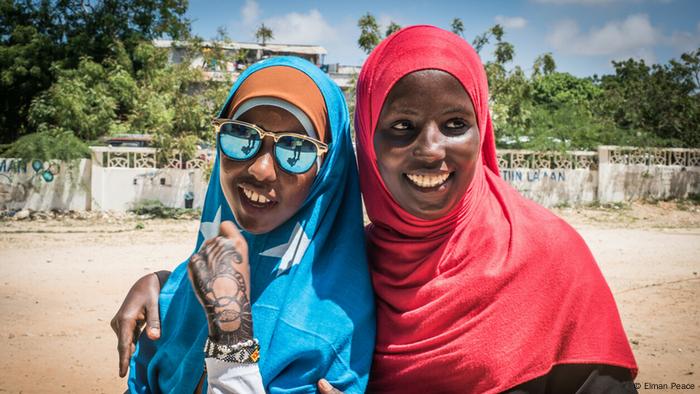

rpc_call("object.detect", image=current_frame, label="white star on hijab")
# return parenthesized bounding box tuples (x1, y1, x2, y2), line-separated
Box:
(198, 206, 221, 249)
(260, 222, 311, 274)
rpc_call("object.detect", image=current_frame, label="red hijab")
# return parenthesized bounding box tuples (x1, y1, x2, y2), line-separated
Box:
(355, 25, 637, 393)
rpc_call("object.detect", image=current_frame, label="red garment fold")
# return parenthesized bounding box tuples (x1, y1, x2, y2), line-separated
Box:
(355, 25, 637, 393)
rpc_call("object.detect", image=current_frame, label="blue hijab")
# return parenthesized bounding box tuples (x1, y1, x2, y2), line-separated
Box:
(129, 56, 375, 394)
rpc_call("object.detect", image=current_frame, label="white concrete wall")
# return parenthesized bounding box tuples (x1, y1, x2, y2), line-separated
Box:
(0, 158, 90, 211)
(499, 147, 700, 206)
(90, 166, 207, 211)
(597, 146, 700, 203)
(2, 146, 698, 211)
(503, 168, 598, 207)
(598, 164, 700, 202)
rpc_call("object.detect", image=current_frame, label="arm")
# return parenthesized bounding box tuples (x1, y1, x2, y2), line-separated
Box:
(188, 221, 264, 394)
(110, 270, 169, 377)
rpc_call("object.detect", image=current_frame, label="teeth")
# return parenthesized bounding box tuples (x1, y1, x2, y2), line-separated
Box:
(406, 173, 450, 188)
(242, 187, 271, 204)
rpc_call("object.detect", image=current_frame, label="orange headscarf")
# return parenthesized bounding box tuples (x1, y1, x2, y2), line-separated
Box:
(225, 66, 328, 142)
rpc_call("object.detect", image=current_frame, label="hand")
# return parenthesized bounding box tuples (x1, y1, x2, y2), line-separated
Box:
(188, 221, 253, 345)
(111, 270, 168, 377)
(318, 379, 344, 394)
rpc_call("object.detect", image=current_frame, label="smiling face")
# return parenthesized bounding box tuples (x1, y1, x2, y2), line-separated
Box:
(374, 69, 481, 220)
(220, 105, 318, 234)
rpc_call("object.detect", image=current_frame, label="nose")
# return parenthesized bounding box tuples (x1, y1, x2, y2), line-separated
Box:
(412, 121, 446, 163)
(248, 140, 277, 182)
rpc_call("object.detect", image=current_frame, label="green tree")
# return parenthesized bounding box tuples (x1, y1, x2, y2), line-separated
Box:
(530, 72, 599, 107)
(598, 51, 700, 147)
(471, 31, 489, 54)
(4, 36, 233, 161)
(255, 23, 273, 46)
(27, 57, 123, 141)
(526, 72, 622, 149)
(451, 18, 464, 37)
(385, 21, 402, 37)
(0, 0, 190, 144)
(0, 129, 90, 161)
(528, 104, 624, 150)
(532, 53, 556, 78)
(470, 24, 529, 146)
(357, 12, 381, 54)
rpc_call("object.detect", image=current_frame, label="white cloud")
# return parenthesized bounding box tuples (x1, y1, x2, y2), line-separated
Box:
(667, 21, 700, 53)
(263, 9, 337, 45)
(494, 15, 527, 29)
(547, 14, 659, 57)
(241, 0, 259, 26)
(324, 16, 369, 66)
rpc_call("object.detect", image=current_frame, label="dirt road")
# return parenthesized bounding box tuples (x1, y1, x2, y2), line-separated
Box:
(1, 203, 698, 393)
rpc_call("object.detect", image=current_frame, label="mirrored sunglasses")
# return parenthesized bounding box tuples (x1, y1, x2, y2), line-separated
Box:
(212, 118, 328, 175)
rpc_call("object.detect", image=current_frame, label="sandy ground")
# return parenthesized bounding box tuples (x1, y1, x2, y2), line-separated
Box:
(0, 202, 698, 393)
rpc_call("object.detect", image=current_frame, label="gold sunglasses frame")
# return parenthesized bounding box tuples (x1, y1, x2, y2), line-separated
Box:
(211, 118, 329, 156)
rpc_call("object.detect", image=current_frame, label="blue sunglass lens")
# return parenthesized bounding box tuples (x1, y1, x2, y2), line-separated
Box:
(275, 136, 318, 174)
(219, 123, 261, 160)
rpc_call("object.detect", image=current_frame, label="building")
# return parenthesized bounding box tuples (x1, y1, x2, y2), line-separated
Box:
(153, 39, 359, 90)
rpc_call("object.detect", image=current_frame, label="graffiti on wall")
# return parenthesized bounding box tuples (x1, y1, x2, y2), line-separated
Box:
(0, 159, 60, 182)
(0, 159, 61, 206)
(502, 169, 566, 183)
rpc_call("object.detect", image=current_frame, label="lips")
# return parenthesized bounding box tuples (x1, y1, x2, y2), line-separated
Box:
(404, 171, 453, 190)
(238, 185, 277, 209)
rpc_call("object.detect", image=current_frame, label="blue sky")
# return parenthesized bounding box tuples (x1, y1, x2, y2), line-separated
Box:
(187, 0, 700, 77)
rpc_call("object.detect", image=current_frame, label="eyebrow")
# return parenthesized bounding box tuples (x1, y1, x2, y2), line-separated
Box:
(388, 107, 420, 116)
(442, 106, 472, 116)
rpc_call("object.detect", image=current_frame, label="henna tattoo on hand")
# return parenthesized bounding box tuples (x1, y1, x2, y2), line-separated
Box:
(190, 237, 252, 345)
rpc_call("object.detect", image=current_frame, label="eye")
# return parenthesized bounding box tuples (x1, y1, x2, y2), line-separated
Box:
(445, 118, 467, 129)
(391, 120, 413, 130)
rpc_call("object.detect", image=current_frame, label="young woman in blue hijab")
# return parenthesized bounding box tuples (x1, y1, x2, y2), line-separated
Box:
(115, 56, 375, 393)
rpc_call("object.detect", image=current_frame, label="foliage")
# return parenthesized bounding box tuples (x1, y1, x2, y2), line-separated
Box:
(346, 73, 359, 138)
(357, 13, 381, 54)
(130, 199, 201, 219)
(532, 53, 556, 78)
(598, 54, 700, 147)
(0, 129, 90, 161)
(385, 22, 402, 37)
(464, 21, 700, 149)
(2, 35, 231, 160)
(450, 18, 464, 37)
(530, 72, 599, 107)
(351, 15, 699, 149)
(255, 23, 273, 46)
(28, 57, 123, 141)
(0, 0, 190, 144)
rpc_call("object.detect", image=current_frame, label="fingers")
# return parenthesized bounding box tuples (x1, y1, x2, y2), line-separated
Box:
(112, 272, 163, 377)
(317, 379, 344, 394)
(219, 221, 241, 241)
(144, 296, 161, 340)
(116, 316, 138, 378)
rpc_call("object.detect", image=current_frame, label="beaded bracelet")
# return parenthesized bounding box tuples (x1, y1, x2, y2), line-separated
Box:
(204, 337, 260, 363)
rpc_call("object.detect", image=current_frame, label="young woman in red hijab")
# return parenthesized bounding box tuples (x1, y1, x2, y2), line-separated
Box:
(320, 24, 637, 394)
